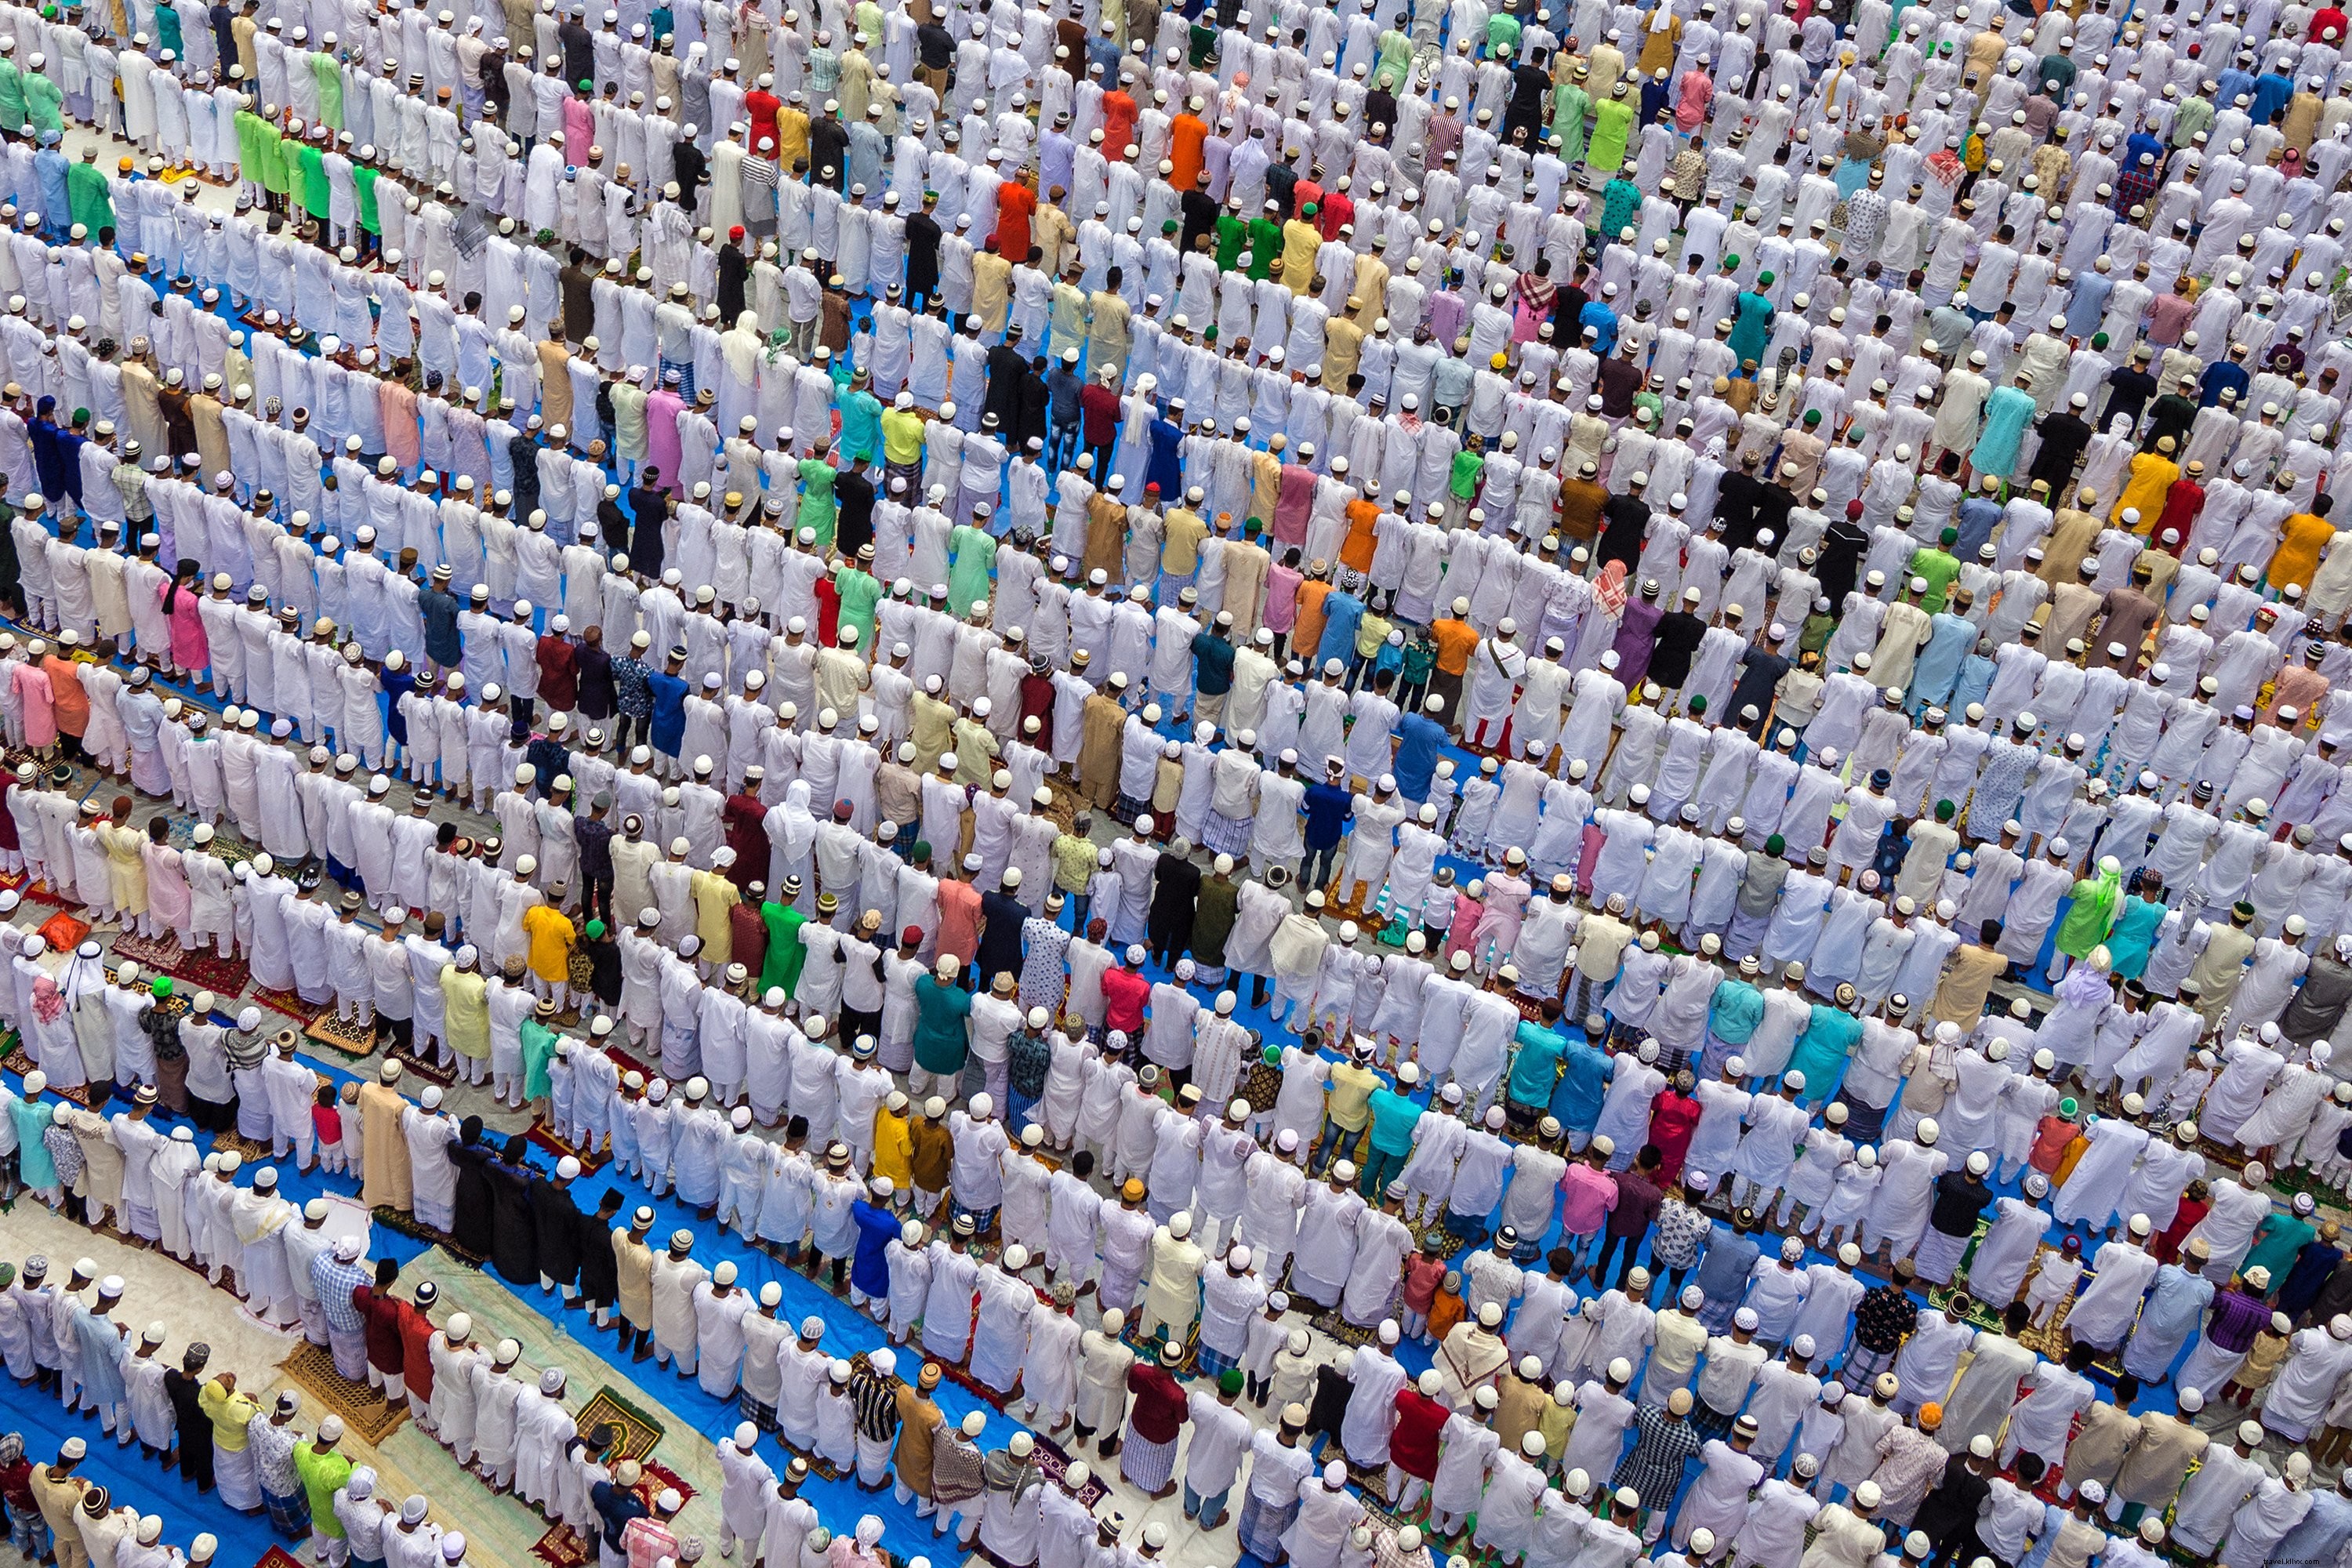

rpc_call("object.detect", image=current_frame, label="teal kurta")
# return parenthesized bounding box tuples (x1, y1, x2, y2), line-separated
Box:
(1727, 289, 1774, 368)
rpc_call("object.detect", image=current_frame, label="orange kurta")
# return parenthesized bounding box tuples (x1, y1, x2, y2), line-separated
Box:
(991, 180, 1037, 263)
(2269, 511, 2336, 592)
(1169, 114, 1208, 191)
(43, 656, 87, 737)
(1291, 579, 1336, 664)
(1339, 497, 1380, 575)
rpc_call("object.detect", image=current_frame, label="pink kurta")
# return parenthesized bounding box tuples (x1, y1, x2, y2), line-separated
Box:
(13, 660, 53, 747)
(646, 390, 686, 493)
(383, 383, 422, 470)
(1675, 70, 1714, 132)
(160, 580, 208, 671)
(143, 840, 192, 930)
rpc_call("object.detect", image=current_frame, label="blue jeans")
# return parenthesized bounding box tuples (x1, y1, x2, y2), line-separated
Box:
(1185, 1480, 1232, 1523)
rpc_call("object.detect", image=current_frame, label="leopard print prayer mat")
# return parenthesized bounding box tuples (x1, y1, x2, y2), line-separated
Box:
(1, 1043, 98, 1103)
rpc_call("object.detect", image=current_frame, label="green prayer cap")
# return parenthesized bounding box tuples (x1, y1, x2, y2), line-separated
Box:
(1722, 254, 1740, 268)
(2059, 1098, 2079, 1117)
(1941, 528, 1959, 545)
(1757, 270, 1774, 285)
(151, 976, 172, 997)
(586, 919, 607, 938)
(1765, 833, 1786, 855)
(1219, 1367, 1246, 1394)
(1804, 409, 1822, 424)
(1935, 799, 1957, 820)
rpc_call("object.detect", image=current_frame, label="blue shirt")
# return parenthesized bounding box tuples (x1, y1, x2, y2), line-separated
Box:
(1579, 299, 1620, 357)
(1303, 781, 1354, 848)
(646, 669, 689, 754)
(1693, 1220, 1761, 1306)
(1393, 712, 1447, 800)
(1548, 1039, 1610, 1133)
(1317, 592, 1367, 670)
(850, 1200, 899, 1295)
(2201, 358, 2250, 408)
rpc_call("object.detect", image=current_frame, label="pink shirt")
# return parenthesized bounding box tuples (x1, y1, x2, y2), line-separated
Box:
(1557, 1162, 1620, 1238)
(1261, 564, 1302, 633)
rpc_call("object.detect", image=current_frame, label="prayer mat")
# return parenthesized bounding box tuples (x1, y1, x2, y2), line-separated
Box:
(528, 1119, 612, 1174)
(252, 1547, 307, 1568)
(248, 986, 316, 1022)
(387, 1043, 458, 1087)
(1308, 1307, 1375, 1350)
(304, 1007, 381, 1057)
(281, 1340, 411, 1444)
(210, 1129, 274, 1162)
(372, 1204, 486, 1265)
(1027, 1432, 1110, 1509)
(528, 1459, 695, 1568)
(0, 868, 85, 910)
(1, 1042, 98, 1104)
(109, 930, 252, 996)
(574, 1385, 666, 1461)
(927, 1353, 1013, 1413)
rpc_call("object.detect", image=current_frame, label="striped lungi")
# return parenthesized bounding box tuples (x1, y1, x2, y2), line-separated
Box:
(1120, 1428, 1178, 1493)
(1913, 1228, 1970, 1285)
(329, 1326, 368, 1381)
(1236, 1488, 1299, 1559)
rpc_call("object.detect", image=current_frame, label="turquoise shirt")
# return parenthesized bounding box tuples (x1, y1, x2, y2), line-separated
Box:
(1786, 1004, 1862, 1101)
(1507, 1022, 1568, 1108)
(1366, 1086, 1423, 1156)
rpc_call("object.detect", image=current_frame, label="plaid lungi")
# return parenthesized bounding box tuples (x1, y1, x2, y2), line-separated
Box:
(1237, 1488, 1298, 1559)
(1121, 1428, 1178, 1492)
(1913, 1227, 1970, 1286)
(1692, 1399, 1740, 1441)
(741, 1390, 780, 1432)
(1841, 1342, 1899, 1392)
(264, 1483, 313, 1537)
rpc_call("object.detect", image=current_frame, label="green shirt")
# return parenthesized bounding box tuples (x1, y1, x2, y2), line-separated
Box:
(0, 60, 26, 132)
(65, 162, 112, 238)
(22, 73, 60, 134)
(1907, 546, 1962, 614)
(1449, 448, 1485, 500)
(796, 458, 838, 549)
(298, 144, 331, 218)
(833, 565, 882, 647)
(521, 1018, 560, 1099)
(314, 53, 345, 130)
(947, 524, 996, 616)
(912, 973, 972, 1074)
(1213, 212, 1248, 272)
(1243, 216, 1283, 280)
(294, 1445, 354, 1536)
(354, 164, 383, 235)
(761, 902, 808, 996)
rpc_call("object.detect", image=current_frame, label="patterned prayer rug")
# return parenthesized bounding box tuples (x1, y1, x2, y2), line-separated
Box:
(387, 1043, 458, 1087)
(209, 1130, 274, 1162)
(527, 1457, 695, 1568)
(109, 930, 252, 996)
(304, 1007, 380, 1057)
(252, 1546, 306, 1568)
(281, 1341, 410, 1443)
(574, 1385, 666, 1461)
(528, 1119, 612, 1174)
(1, 1043, 98, 1104)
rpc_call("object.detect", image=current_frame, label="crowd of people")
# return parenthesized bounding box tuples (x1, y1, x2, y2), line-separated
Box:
(5, 2, 2352, 1568)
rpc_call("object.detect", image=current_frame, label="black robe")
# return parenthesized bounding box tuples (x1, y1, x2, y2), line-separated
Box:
(449, 1142, 499, 1258)
(531, 1175, 584, 1288)
(165, 1369, 215, 1486)
(487, 1158, 539, 1285)
(1147, 852, 1202, 959)
(576, 1211, 622, 1308)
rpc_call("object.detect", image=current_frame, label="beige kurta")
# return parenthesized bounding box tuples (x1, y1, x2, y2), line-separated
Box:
(1221, 539, 1271, 636)
(2111, 1410, 2205, 1506)
(615, 1228, 655, 1328)
(1077, 695, 1126, 808)
(358, 1080, 415, 1210)
(192, 393, 230, 485)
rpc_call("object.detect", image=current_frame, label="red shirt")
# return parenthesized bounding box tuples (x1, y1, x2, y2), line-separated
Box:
(350, 1285, 407, 1374)
(1080, 381, 1123, 445)
(744, 90, 781, 154)
(1099, 92, 1138, 159)
(1125, 1363, 1189, 1444)
(397, 1303, 437, 1403)
(536, 634, 579, 710)
(1102, 965, 1151, 1035)
(1646, 1091, 1701, 1181)
(815, 575, 842, 645)
(992, 180, 1039, 266)
(1389, 1388, 1450, 1478)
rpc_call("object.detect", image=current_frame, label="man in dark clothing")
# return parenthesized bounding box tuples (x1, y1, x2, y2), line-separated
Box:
(835, 460, 877, 559)
(419, 564, 463, 673)
(985, 332, 1031, 430)
(1147, 841, 1203, 968)
(2027, 397, 2094, 495)
(558, 15, 594, 88)
(2100, 348, 2160, 434)
(904, 194, 944, 309)
(715, 230, 751, 325)
(1301, 759, 1354, 895)
(560, 249, 597, 345)
(448, 1115, 499, 1258)
(1191, 614, 1236, 728)
(531, 1160, 586, 1301)
(976, 874, 1029, 989)
(1715, 455, 1771, 552)
(575, 624, 616, 729)
(1842, 1261, 1921, 1390)
(2140, 374, 2200, 452)
(1912, 1421, 1998, 1567)
(485, 1129, 539, 1287)
(1046, 347, 1086, 466)
(1647, 593, 1708, 693)
(629, 480, 670, 577)
(1017, 356, 1053, 452)
(808, 111, 850, 189)
(1179, 176, 1221, 255)
(1595, 479, 1653, 574)
(1080, 363, 1124, 475)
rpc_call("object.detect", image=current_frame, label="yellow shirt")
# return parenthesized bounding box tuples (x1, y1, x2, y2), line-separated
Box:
(872, 1108, 914, 1188)
(201, 1380, 260, 1449)
(1162, 507, 1209, 573)
(882, 407, 927, 466)
(1327, 1060, 1381, 1131)
(693, 869, 742, 966)
(521, 904, 577, 984)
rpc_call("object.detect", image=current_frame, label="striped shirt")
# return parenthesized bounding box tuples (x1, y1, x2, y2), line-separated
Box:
(310, 1254, 373, 1334)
